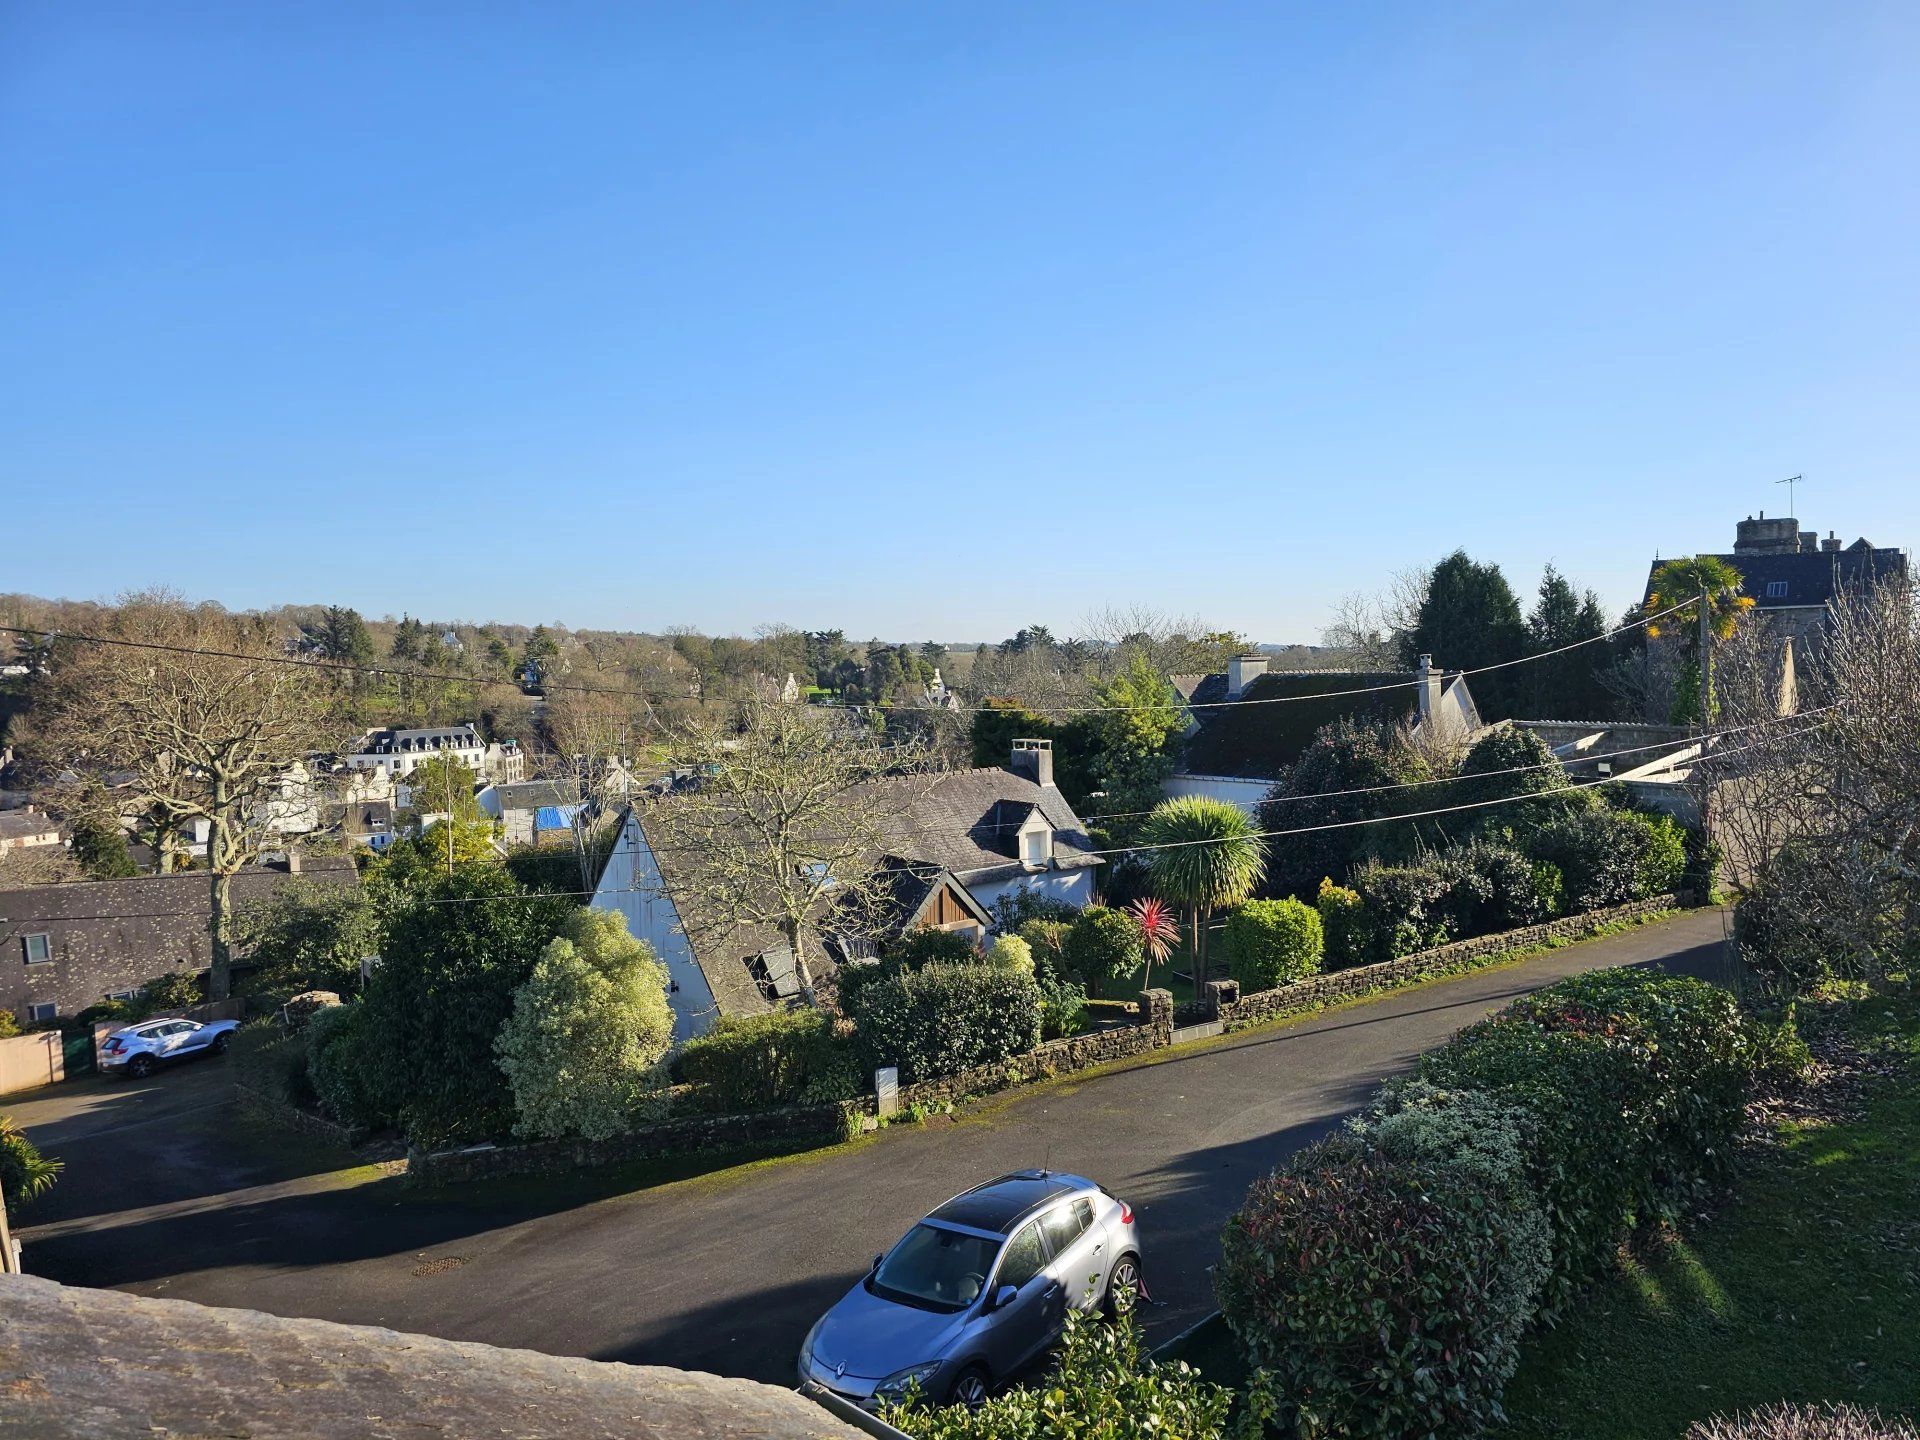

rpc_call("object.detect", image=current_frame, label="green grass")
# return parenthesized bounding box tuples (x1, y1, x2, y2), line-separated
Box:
(1500, 990, 1920, 1437)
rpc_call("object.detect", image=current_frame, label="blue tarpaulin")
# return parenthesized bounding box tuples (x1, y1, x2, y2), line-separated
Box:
(534, 804, 584, 831)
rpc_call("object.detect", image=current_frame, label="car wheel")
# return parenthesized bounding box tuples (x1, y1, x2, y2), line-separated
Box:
(1104, 1253, 1142, 1319)
(948, 1364, 991, 1409)
(127, 1054, 156, 1080)
(212, 1033, 231, 1055)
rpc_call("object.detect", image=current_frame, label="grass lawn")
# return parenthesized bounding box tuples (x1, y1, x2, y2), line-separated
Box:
(1158, 990, 1920, 1438)
(1499, 990, 1920, 1437)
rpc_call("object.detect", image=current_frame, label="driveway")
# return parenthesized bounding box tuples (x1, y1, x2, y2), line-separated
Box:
(10, 908, 1733, 1386)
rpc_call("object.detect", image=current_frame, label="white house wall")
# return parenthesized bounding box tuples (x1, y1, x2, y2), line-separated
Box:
(591, 813, 718, 1044)
(1162, 773, 1272, 815)
(966, 867, 1094, 922)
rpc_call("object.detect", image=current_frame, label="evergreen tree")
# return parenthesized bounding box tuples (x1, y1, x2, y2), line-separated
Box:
(1400, 551, 1528, 718)
(1525, 566, 1612, 719)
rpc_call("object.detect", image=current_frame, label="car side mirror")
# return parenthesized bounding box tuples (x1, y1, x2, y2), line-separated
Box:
(870, 1254, 884, 1274)
(992, 1285, 1018, 1312)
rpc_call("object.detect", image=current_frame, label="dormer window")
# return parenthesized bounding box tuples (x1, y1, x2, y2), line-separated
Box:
(1019, 816, 1053, 870)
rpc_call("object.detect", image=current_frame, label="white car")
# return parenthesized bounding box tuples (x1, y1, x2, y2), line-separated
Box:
(101, 1017, 238, 1078)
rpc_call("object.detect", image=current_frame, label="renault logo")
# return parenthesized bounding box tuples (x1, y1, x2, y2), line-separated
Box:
(834, 1361, 847, 1380)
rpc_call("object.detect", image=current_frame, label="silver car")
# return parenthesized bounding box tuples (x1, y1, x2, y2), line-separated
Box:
(100, 1017, 238, 1078)
(798, 1170, 1142, 1410)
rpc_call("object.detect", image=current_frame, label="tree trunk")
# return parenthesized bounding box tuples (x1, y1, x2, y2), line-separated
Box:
(786, 917, 816, 1005)
(208, 775, 234, 1001)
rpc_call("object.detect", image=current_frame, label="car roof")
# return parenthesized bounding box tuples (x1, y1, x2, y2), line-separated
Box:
(927, 1171, 1094, 1236)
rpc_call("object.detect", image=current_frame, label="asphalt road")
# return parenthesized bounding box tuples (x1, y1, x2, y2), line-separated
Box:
(10, 908, 1733, 1385)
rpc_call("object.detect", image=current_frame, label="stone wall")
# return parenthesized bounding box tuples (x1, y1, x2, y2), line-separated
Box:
(1213, 895, 1679, 1030)
(407, 1095, 864, 1187)
(234, 1083, 369, 1149)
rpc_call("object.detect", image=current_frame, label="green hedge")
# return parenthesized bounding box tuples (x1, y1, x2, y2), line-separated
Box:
(1217, 965, 1773, 1439)
(848, 962, 1042, 1084)
(306, 1004, 388, 1131)
(1220, 898, 1323, 991)
(679, 1009, 860, 1110)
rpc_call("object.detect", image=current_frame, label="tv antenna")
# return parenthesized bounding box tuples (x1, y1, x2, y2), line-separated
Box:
(1776, 473, 1805, 517)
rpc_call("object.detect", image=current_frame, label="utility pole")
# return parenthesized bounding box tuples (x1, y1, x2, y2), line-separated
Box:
(1, 1186, 18, 1274)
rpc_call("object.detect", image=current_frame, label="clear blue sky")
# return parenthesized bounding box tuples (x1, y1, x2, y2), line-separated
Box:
(4, 3, 1917, 643)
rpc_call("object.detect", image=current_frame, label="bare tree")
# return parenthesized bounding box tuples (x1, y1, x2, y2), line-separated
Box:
(1321, 566, 1430, 668)
(32, 592, 340, 998)
(647, 701, 935, 1001)
(1700, 581, 1920, 989)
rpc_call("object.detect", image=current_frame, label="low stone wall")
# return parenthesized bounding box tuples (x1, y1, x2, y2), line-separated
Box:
(233, 1083, 369, 1149)
(1212, 895, 1680, 1030)
(407, 1096, 863, 1187)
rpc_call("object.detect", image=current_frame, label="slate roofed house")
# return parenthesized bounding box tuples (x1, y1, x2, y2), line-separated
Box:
(589, 738, 1098, 1042)
(1643, 511, 1910, 641)
(0, 855, 359, 1026)
(1170, 654, 1481, 811)
(0, 806, 63, 853)
(479, 779, 586, 846)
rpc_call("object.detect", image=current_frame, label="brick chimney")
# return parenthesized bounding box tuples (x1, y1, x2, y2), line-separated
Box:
(1225, 654, 1269, 701)
(1010, 738, 1055, 788)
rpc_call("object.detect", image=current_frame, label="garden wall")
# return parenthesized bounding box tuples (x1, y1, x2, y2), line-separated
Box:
(1210, 894, 1679, 1030)
(0, 1031, 63, 1097)
(234, 1083, 370, 1149)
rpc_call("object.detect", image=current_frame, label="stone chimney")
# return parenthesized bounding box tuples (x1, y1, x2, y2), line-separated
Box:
(1734, 511, 1804, 557)
(1822, 531, 1842, 553)
(1010, 738, 1055, 788)
(1225, 654, 1269, 701)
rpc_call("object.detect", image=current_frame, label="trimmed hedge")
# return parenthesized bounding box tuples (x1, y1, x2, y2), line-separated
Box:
(1220, 898, 1323, 991)
(848, 962, 1042, 1084)
(1063, 905, 1144, 993)
(1217, 965, 1773, 1439)
(679, 1008, 860, 1111)
(1217, 1136, 1526, 1440)
(306, 1004, 387, 1131)
(1315, 878, 1365, 969)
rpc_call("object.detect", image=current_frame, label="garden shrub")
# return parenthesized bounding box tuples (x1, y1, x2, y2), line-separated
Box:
(0, 1011, 21, 1040)
(1220, 897, 1323, 991)
(1313, 878, 1366, 969)
(1619, 809, 1689, 899)
(990, 887, 1079, 933)
(1016, 918, 1071, 979)
(1063, 905, 1144, 994)
(1745, 1002, 1812, 1092)
(986, 934, 1034, 976)
(1521, 802, 1680, 913)
(883, 927, 980, 970)
(1216, 1134, 1528, 1440)
(1504, 968, 1754, 1213)
(229, 1021, 317, 1110)
(1416, 1012, 1652, 1313)
(1435, 841, 1558, 936)
(494, 910, 676, 1141)
(882, 1311, 1237, 1439)
(1686, 1402, 1920, 1440)
(1349, 860, 1455, 964)
(680, 1008, 858, 1110)
(1036, 972, 1089, 1040)
(306, 1004, 387, 1131)
(849, 962, 1042, 1083)
(132, 970, 204, 1018)
(1, 1113, 61, 1212)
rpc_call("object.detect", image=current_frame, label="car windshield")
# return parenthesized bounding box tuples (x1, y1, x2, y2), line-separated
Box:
(871, 1224, 1001, 1313)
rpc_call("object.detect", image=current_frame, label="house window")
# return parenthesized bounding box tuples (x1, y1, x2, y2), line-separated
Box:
(26, 1002, 56, 1024)
(1022, 828, 1051, 868)
(22, 933, 52, 965)
(1765, 581, 1788, 599)
(107, 989, 138, 1002)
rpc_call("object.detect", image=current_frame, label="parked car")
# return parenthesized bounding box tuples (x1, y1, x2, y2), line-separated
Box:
(798, 1170, 1141, 1410)
(100, 1017, 238, 1079)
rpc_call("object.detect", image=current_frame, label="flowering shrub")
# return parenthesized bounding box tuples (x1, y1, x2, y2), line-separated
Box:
(1687, 1402, 1920, 1440)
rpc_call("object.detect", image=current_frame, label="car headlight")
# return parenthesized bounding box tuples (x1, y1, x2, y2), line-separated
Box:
(872, 1362, 942, 1403)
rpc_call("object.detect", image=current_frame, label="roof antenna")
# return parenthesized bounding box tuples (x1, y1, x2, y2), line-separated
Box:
(1776, 473, 1805, 517)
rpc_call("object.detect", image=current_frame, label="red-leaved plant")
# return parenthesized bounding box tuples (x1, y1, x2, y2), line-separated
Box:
(1128, 897, 1179, 995)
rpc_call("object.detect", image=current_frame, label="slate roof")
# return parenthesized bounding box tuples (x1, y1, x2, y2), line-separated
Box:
(1643, 545, 1909, 613)
(0, 810, 61, 842)
(0, 855, 357, 927)
(357, 725, 483, 755)
(494, 779, 582, 812)
(1180, 671, 1421, 780)
(1168, 673, 1230, 712)
(619, 765, 1098, 1021)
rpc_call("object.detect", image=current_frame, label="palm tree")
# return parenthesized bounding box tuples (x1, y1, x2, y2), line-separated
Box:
(1646, 555, 1755, 723)
(1127, 896, 1180, 995)
(1138, 797, 1266, 993)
